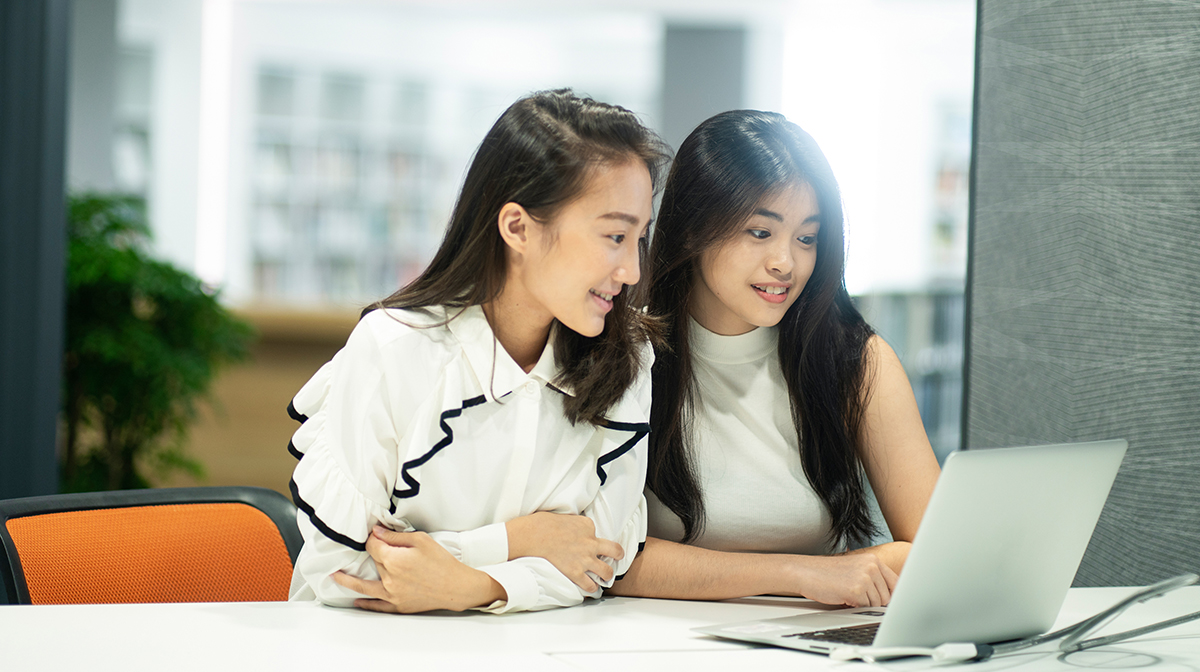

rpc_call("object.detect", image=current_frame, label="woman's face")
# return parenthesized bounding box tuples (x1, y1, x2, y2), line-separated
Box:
(521, 160, 653, 337)
(691, 182, 821, 335)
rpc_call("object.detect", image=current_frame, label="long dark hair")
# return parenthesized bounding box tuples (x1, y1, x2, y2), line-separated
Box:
(647, 110, 877, 548)
(367, 89, 670, 425)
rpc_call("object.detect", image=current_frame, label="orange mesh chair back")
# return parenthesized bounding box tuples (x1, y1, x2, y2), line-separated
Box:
(0, 487, 303, 605)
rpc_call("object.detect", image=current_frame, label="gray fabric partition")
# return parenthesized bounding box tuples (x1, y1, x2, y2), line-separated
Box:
(965, 0, 1200, 585)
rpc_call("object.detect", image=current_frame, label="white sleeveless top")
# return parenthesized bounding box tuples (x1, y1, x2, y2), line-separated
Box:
(646, 319, 836, 555)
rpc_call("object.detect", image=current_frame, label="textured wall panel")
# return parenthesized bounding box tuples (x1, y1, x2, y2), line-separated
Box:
(966, 0, 1200, 586)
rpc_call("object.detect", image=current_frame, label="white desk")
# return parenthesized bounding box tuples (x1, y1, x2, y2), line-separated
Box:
(3, 587, 1199, 671)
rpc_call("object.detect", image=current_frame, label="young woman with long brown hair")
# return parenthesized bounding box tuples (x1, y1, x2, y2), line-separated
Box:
(607, 110, 941, 607)
(286, 90, 669, 614)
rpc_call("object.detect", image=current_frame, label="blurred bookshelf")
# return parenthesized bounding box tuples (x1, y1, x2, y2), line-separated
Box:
(250, 67, 442, 305)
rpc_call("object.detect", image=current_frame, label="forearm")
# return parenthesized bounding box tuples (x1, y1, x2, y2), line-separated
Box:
(605, 537, 797, 600)
(608, 537, 903, 607)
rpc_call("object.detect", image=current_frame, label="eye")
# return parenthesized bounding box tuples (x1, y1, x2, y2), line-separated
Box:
(609, 234, 626, 244)
(748, 229, 771, 240)
(798, 235, 817, 246)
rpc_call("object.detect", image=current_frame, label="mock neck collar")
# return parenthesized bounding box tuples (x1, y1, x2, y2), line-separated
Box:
(688, 317, 777, 365)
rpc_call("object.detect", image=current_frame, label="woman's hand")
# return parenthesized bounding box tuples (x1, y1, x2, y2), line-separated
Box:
(332, 526, 505, 613)
(786, 552, 899, 607)
(506, 512, 624, 592)
(846, 540, 912, 575)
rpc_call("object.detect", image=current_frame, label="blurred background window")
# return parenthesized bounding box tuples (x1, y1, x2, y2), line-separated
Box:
(66, 0, 973, 492)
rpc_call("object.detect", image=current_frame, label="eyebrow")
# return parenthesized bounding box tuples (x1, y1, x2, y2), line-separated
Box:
(598, 212, 643, 225)
(753, 208, 821, 225)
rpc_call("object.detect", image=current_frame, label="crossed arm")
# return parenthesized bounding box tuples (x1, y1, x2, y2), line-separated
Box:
(335, 514, 625, 613)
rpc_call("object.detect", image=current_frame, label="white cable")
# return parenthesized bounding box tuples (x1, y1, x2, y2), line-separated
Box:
(829, 643, 983, 663)
(932, 643, 989, 663)
(830, 646, 935, 662)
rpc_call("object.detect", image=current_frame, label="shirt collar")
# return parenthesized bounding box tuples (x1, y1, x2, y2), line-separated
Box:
(446, 305, 573, 402)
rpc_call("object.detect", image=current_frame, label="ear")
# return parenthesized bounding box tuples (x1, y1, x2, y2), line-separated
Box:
(496, 202, 532, 257)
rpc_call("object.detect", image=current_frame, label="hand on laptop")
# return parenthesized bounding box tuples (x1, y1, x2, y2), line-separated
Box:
(786, 552, 899, 607)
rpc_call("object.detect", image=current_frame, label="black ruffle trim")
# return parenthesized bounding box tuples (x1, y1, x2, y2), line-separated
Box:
(595, 420, 651, 486)
(290, 478, 367, 552)
(390, 395, 488, 510)
(287, 400, 309, 424)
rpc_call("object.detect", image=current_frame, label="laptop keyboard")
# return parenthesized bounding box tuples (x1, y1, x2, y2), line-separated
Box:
(783, 622, 880, 645)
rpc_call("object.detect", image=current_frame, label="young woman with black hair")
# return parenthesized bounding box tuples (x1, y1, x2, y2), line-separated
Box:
(286, 90, 670, 614)
(606, 110, 941, 608)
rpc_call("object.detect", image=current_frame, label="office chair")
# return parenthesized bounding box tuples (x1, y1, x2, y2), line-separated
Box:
(0, 486, 302, 605)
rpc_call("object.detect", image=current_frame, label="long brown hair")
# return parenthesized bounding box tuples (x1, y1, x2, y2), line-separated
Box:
(366, 89, 670, 425)
(647, 110, 877, 548)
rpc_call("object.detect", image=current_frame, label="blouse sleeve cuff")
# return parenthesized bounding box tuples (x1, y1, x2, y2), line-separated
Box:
(457, 522, 509, 568)
(473, 562, 539, 614)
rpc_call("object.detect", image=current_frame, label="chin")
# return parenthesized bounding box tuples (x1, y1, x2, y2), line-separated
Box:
(559, 316, 605, 338)
(748, 310, 787, 329)
(578, 322, 605, 338)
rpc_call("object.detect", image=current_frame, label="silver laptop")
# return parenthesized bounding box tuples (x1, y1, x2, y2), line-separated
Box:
(694, 440, 1127, 654)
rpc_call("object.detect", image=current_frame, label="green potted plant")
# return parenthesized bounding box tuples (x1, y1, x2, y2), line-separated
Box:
(61, 193, 255, 492)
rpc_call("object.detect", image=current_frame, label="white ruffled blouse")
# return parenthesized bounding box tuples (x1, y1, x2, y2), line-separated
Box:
(286, 305, 652, 613)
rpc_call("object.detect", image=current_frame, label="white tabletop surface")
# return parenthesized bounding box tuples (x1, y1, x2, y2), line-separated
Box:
(3, 587, 1199, 671)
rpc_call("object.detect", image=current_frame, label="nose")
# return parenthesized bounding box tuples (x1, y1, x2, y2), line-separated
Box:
(614, 240, 642, 286)
(767, 239, 794, 277)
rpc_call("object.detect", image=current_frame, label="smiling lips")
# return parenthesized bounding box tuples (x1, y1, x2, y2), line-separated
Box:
(752, 284, 790, 304)
(589, 288, 616, 312)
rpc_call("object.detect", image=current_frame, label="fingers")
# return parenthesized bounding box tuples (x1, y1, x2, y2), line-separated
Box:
(366, 528, 433, 561)
(365, 533, 408, 562)
(596, 539, 625, 561)
(850, 577, 884, 607)
(586, 556, 614, 585)
(331, 570, 365, 593)
(845, 556, 891, 607)
(365, 534, 386, 558)
(848, 554, 891, 607)
(565, 558, 615, 593)
(365, 527, 421, 562)
(863, 556, 889, 607)
(873, 557, 896, 606)
(371, 525, 421, 546)
(882, 563, 899, 593)
(863, 580, 882, 608)
(354, 598, 401, 614)
(872, 571, 889, 607)
(570, 572, 600, 593)
(571, 551, 618, 592)
(332, 571, 387, 600)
